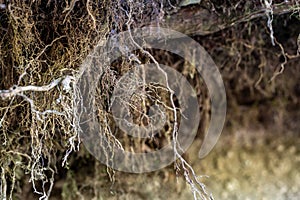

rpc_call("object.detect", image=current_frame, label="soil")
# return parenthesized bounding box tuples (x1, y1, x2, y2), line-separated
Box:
(48, 128, 299, 200)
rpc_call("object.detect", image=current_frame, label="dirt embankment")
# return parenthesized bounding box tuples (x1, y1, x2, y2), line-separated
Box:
(96, 130, 300, 200)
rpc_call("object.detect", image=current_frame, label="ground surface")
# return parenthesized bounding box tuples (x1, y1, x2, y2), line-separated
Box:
(47, 128, 299, 200)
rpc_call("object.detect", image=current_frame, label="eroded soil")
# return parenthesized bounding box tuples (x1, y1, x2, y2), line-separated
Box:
(91, 129, 300, 200)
